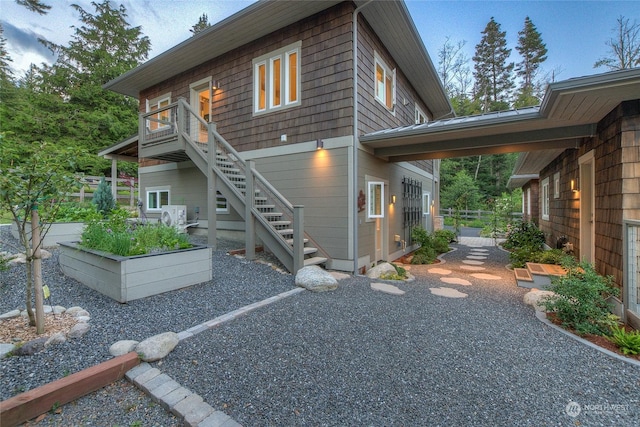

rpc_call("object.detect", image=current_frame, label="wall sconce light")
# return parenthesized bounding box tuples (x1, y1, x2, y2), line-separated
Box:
(571, 178, 579, 192)
(391, 194, 396, 204)
(211, 80, 221, 91)
(316, 139, 324, 150)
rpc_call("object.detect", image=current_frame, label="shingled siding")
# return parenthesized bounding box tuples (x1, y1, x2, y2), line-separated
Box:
(139, 3, 354, 153)
(539, 101, 640, 288)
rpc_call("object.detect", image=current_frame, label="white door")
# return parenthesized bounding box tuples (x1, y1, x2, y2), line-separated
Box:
(579, 151, 595, 263)
(190, 82, 211, 144)
(368, 180, 386, 263)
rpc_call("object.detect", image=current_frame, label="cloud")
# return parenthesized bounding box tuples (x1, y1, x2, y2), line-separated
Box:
(1, 20, 56, 75)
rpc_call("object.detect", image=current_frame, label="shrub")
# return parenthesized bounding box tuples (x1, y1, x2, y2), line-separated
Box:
(46, 202, 101, 223)
(92, 177, 116, 216)
(503, 221, 545, 250)
(410, 226, 450, 265)
(542, 260, 619, 336)
(608, 325, 640, 355)
(536, 249, 566, 265)
(434, 229, 457, 243)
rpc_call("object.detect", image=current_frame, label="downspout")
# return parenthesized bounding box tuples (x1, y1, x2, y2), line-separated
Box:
(352, 0, 373, 275)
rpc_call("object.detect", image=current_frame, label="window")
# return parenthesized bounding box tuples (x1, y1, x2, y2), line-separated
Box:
(216, 191, 228, 213)
(415, 105, 428, 124)
(253, 42, 301, 114)
(146, 187, 170, 212)
(146, 94, 171, 131)
(374, 52, 395, 111)
(368, 181, 384, 218)
(541, 177, 550, 220)
(422, 192, 431, 215)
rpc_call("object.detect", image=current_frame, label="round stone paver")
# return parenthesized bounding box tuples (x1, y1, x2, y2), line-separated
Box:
(371, 282, 405, 295)
(429, 287, 468, 298)
(470, 248, 489, 252)
(428, 268, 451, 275)
(462, 260, 484, 265)
(466, 255, 487, 260)
(470, 273, 502, 280)
(440, 277, 472, 286)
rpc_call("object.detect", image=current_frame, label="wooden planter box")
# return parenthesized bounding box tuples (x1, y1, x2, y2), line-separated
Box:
(58, 242, 212, 303)
(11, 221, 86, 248)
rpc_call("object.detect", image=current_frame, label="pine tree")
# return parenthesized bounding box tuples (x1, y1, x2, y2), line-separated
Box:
(92, 177, 116, 215)
(15, 0, 50, 15)
(515, 17, 547, 103)
(190, 14, 212, 36)
(473, 17, 515, 112)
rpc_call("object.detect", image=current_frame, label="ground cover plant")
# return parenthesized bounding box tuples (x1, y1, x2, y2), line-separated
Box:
(409, 226, 451, 264)
(80, 208, 191, 256)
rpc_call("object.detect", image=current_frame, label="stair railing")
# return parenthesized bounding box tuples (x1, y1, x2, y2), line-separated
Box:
(175, 98, 305, 272)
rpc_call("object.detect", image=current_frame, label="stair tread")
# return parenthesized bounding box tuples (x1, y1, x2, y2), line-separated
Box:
(514, 268, 533, 281)
(304, 247, 318, 255)
(304, 257, 327, 266)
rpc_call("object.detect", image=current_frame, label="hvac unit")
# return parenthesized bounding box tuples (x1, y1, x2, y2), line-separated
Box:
(160, 205, 187, 228)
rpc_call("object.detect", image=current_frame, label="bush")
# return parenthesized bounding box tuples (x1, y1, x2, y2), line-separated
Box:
(434, 229, 457, 243)
(92, 177, 116, 216)
(410, 226, 450, 265)
(45, 202, 101, 223)
(503, 221, 545, 250)
(608, 325, 640, 355)
(510, 248, 570, 269)
(542, 260, 619, 336)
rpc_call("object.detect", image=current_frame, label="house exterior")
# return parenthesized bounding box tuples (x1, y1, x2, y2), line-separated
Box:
(103, 0, 453, 274)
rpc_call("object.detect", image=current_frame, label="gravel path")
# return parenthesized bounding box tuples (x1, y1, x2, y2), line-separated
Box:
(2, 226, 639, 426)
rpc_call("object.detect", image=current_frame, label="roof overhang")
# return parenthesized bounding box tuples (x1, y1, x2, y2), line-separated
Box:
(104, 0, 452, 119)
(361, 68, 640, 163)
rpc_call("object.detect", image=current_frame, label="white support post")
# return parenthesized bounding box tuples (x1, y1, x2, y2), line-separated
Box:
(245, 160, 256, 260)
(111, 158, 118, 202)
(207, 122, 217, 250)
(293, 205, 304, 273)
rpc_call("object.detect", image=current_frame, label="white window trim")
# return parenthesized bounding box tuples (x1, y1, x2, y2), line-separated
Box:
(146, 93, 171, 131)
(415, 105, 428, 124)
(374, 51, 396, 113)
(253, 41, 302, 115)
(553, 172, 560, 199)
(422, 192, 431, 216)
(541, 177, 550, 220)
(146, 186, 170, 212)
(367, 181, 385, 219)
(216, 191, 229, 214)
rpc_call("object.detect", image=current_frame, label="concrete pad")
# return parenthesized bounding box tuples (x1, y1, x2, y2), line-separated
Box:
(429, 287, 468, 298)
(470, 273, 502, 280)
(462, 260, 484, 265)
(427, 268, 451, 275)
(371, 282, 405, 295)
(460, 265, 486, 271)
(441, 277, 472, 286)
(466, 255, 487, 260)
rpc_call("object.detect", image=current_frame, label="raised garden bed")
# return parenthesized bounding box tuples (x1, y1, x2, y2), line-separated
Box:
(58, 242, 212, 303)
(11, 221, 85, 248)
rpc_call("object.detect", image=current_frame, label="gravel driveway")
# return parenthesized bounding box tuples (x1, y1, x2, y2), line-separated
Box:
(2, 225, 639, 426)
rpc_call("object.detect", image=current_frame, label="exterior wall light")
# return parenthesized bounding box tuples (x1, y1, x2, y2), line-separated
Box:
(316, 139, 324, 150)
(571, 178, 579, 192)
(391, 194, 396, 204)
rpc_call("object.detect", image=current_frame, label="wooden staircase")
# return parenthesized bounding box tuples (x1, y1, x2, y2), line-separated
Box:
(514, 262, 568, 289)
(176, 100, 328, 273)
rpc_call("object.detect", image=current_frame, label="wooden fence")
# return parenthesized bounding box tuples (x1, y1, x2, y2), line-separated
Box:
(72, 176, 138, 208)
(439, 208, 522, 222)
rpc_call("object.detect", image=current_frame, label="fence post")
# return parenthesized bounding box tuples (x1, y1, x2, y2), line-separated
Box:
(245, 160, 256, 260)
(293, 205, 304, 274)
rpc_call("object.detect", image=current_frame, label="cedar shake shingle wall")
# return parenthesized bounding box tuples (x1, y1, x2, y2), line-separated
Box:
(140, 3, 355, 152)
(538, 100, 640, 288)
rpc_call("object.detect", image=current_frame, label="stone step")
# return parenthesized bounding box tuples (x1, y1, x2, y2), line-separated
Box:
(304, 256, 327, 267)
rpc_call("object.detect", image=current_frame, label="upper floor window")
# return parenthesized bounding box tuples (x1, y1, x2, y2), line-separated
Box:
(253, 41, 301, 115)
(415, 105, 428, 124)
(146, 93, 171, 131)
(374, 52, 395, 111)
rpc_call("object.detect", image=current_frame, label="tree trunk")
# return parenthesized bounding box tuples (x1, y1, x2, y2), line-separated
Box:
(31, 209, 45, 334)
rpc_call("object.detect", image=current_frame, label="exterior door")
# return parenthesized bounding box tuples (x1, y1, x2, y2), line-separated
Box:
(579, 151, 595, 263)
(368, 179, 387, 264)
(190, 81, 211, 144)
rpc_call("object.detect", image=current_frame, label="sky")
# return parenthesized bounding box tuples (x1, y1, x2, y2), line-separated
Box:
(1, 0, 639, 83)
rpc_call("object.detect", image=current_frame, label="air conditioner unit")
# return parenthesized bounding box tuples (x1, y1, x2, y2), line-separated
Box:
(160, 205, 187, 228)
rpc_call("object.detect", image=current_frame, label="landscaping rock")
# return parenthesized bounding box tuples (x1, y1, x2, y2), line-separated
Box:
(65, 306, 84, 316)
(366, 262, 397, 279)
(45, 332, 67, 348)
(68, 322, 91, 339)
(0, 309, 21, 320)
(295, 265, 338, 292)
(73, 309, 90, 318)
(136, 332, 179, 362)
(52, 305, 66, 314)
(0, 343, 15, 358)
(13, 337, 48, 356)
(109, 340, 140, 356)
(524, 289, 557, 312)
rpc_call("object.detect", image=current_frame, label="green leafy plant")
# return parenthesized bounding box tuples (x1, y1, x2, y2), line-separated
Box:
(81, 210, 191, 256)
(47, 202, 101, 223)
(380, 263, 408, 281)
(503, 221, 545, 250)
(542, 260, 619, 336)
(607, 325, 640, 355)
(410, 226, 450, 265)
(434, 229, 457, 243)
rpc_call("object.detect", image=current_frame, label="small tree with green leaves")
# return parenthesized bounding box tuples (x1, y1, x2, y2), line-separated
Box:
(92, 176, 116, 216)
(0, 139, 79, 333)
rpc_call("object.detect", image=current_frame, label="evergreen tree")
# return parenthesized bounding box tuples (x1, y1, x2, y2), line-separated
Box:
(473, 17, 515, 112)
(190, 13, 212, 36)
(514, 17, 547, 106)
(15, 0, 50, 14)
(0, 24, 13, 83)
(92, 176, 116, 215)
